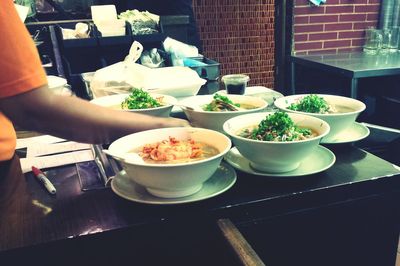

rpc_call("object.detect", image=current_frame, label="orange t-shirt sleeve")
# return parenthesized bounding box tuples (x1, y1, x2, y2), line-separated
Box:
(0, 1, 47, 161)
(0, 1, 47, 98)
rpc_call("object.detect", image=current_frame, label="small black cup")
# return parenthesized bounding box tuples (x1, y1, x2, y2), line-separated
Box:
(221, 74, 250, 95)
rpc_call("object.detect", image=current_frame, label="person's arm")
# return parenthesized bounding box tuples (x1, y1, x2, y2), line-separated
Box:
(0, 85, 189, 144)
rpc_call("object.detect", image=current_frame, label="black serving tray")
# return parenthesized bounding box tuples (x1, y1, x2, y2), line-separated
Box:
(57, 22, 98, 48)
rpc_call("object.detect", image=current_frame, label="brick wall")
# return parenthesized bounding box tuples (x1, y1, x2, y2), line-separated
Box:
(193, 0, 275, 88)
(293, 0, 380, 55)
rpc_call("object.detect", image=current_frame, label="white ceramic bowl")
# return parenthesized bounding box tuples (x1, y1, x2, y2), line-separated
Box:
(107, 127, 232, 198)
(179, 94, 268, 132)
(274, 94, 366, 143)
(223, 112, 330, 173)
(90, 93, 177, 117)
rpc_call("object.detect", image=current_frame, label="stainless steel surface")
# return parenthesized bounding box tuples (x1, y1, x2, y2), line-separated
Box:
(293, 52, 400, 76)
(291, 51, 400, 98)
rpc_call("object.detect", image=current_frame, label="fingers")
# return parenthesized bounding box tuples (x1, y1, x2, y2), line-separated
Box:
(175, 118, 191, 127)
(162, 117, 191, 128)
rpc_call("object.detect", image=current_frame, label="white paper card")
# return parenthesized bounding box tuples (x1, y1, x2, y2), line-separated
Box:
(26, 141, 91, 157)
(20, 150, 95, 174)
(91, 5, 117, 24)
(16, 135, 65, 149)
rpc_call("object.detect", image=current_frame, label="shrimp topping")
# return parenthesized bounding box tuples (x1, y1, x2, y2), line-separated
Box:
(140, 137, 203, 162)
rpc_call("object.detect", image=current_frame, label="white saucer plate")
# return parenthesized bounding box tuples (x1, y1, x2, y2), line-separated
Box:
(224, 146, 336, 177)
(111, 162, 237, 205)
(321, 122, 370, 144)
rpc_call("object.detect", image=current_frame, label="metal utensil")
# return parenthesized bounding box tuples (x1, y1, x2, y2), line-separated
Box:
(102, 149, 144, 164)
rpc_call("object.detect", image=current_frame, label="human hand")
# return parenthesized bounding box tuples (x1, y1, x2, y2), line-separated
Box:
(163, 117, 191, 128)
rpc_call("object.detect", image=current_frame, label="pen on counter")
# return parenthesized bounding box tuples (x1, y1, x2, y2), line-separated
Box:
(31, 166, 56, 195)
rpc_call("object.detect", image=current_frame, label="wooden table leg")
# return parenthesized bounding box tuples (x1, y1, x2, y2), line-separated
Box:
(217, 218, 266, 266)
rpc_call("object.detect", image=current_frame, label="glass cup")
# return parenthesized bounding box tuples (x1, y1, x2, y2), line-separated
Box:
(363, 28, 382, 55)
(221, 74, 250, 95)
(388, 26, 400, 52)
(380, 28, 392, 54)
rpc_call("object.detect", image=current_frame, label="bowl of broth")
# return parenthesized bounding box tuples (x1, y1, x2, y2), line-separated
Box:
(274, 94, 366, 143)
(90, 89, 178, 117)
(105, 127, 231, 198)
(178, 93, 268, 133)
(223, 111, 330, 173)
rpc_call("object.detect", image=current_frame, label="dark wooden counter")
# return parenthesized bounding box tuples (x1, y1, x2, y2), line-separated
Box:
(0, 126, 399, 266)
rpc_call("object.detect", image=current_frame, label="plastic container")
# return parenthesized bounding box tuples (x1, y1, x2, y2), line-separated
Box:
(145, 66, 207, 97)
(90, 64, 206, 98)
(221, 74, 250, 95)
(184, 57, 220, 81)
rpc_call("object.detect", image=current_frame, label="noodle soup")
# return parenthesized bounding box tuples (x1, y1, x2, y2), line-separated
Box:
(287, 94, 357, 114)
(137, 137, 219, 164)
(274, 94, 367, 142)
(106, 127, 231, 198)
(202, 93, 258, 111)
(236, 111, 318, 142)
(237, 125, 318, 142)
(109, 102, 165, 110)
(90, 92, 177, 117)
(223, 111, 331, 173)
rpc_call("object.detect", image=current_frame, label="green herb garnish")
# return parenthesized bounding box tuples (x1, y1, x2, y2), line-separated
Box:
(288, 94, 330, 114)
(248, 111, 312, 142)
(203, 93, 240, 111)
(121, 88, 161, 110)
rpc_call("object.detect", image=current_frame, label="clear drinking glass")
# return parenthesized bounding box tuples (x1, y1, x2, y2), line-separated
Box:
(364, 27, 382, 55)
(380, 28, 392, 54)
(388, 26, 400, 52)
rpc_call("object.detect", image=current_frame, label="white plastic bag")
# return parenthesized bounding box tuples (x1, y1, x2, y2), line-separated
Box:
(90, 41, 144, 97)
(90, 41, 206, 98)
